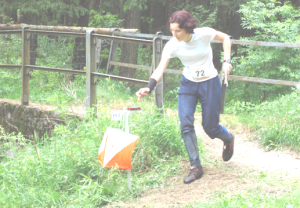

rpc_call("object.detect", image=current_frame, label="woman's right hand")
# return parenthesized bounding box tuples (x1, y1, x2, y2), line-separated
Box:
(135, 88, 150, 101)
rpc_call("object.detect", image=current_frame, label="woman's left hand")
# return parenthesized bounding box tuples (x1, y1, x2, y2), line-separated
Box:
(223, 62, 233, 76)
(135, 88, 150, 101)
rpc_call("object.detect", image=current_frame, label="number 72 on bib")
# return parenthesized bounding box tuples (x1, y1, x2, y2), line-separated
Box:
(190, 66, 210, 81)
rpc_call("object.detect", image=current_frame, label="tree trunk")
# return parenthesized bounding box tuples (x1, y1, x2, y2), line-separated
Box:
(19, 10, 39, 65)
(2, 0, 17, 24)
(151, 2, 166, 34)
(30, 35, 38, 65)
(291, 0, 300, 7)
(118, 6, 141, 80)
(2, 0, 8, 24)
(71, 0, 90, 72)
(262, 90, 268, 103)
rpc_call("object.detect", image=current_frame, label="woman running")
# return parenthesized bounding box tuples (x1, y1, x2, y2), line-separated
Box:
(136, 10, 234, 184)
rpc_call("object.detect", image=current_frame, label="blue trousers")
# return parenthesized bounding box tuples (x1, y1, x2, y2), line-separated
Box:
(178, 75, 230, 139)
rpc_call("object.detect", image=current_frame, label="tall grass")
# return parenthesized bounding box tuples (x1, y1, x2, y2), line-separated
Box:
(0, 107, 186, 207)
(227, 90, 300, 150)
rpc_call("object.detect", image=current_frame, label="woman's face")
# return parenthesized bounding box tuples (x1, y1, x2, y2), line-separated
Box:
(170, 23, 192, 42)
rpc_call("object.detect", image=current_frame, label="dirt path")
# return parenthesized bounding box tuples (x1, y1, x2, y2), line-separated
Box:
(199, 118, 300, 176)
(109, 115, 300, 207)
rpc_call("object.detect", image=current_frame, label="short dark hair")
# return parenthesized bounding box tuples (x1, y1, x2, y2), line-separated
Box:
(168, 10, 199, 34)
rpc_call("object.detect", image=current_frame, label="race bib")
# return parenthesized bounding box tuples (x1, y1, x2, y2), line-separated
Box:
(189, 65, 211, 81)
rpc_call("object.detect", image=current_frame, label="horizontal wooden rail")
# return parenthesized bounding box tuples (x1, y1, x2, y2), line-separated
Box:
(229, 75, 300, 87)
(231, 40, 300, 48)
(114, 31, 170, 41)
(92, 72, 148, 85)
(93, 34, 153, 45)
(0, 30, 22, 34)
(27, 30, 85, 37)
(26, 65, 86, 75)
(0, 64, 21, 69)
(110, 61, 182, 74)
(110, 61, 150, 70)
(24, 65, 148, 85)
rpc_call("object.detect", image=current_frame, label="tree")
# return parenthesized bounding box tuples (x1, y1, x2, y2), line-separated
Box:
(118, 1, 142, 80)
(232, 0, 300, 103)
(0, 0, 89, 26)
(72, 0, 89, 72)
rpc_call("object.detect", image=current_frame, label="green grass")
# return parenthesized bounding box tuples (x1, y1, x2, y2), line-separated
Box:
(226, 90, 300, 150)
(0, 106, 186, 207)
(191, 189, 300, 208)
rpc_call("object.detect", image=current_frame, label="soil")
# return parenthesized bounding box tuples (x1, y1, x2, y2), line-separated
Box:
(108, 114, 300, 208)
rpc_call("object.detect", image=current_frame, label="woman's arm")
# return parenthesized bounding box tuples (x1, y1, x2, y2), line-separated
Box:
(135, 57, 170, 101)
(151, 57, 170, 81)
(213, 31, 232, 76)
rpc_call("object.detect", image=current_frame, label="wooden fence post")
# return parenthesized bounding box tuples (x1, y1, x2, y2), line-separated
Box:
(153, 32, 163, 110)
(106, 29, 120, 74)
(22, 26, 30, 106)
(86, 30, 97, 114)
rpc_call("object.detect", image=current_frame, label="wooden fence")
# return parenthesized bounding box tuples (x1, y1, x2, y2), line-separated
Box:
(0, 24, 299, 114)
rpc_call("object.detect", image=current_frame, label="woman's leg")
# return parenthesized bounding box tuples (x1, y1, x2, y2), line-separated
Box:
(178, 93, 200, 168)
(198, 76, 234, 161)
(178, 75, 204, 183)
(178, 93, 204, 183)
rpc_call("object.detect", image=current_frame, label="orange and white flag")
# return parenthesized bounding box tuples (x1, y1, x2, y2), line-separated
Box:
(98, 127, 139, 169)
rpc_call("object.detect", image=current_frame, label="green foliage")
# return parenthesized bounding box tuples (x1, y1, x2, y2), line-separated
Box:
(231, 0, 300, 103)
(212, 0, 249, 14)
(0, 34, 80, 103)
(89, 10, 123, 28)
(3, 0, 89, 25)
(0, 107, 186, 207)
(135, 45, 152, 83)
(227, 90, 300, 150)
(0, 15, 15, 24)
(0, 70, 22, 100)
(129, 107, 185, 170)
(97, 78, 132, 103)
(34, 36, 76, 69)
(123, 0, 148, 12)
(191, 5, 217, 27)
(164, 86, 180, 109)
(0, 34, 22, 65)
